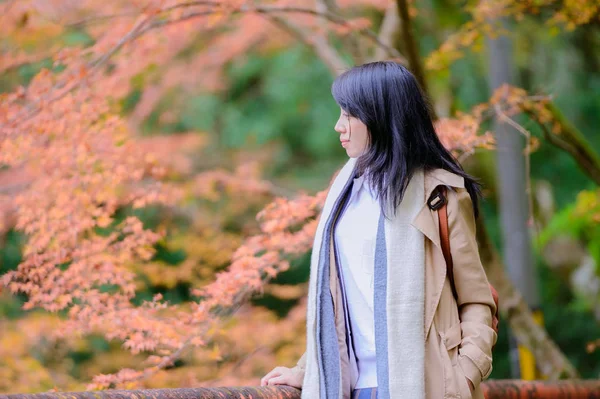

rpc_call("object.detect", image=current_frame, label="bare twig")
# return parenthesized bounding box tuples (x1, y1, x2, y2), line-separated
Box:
(138, 4, 406, 64)
(66, 12, 138, 28)
(264, 14, 348, 75)
(493, 103, 535, 226)
(67, 0, 218, 27)
(67, 2, 404, 61)
(317, 0, 363, 64)
(89, 15, 151, 70)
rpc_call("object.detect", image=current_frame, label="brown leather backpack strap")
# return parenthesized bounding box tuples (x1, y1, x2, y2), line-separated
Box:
(432, 186, 458, 300)
(429, 185, 500, 336)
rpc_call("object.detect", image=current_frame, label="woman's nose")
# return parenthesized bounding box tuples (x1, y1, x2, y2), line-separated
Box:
(334, 120, 345, 134)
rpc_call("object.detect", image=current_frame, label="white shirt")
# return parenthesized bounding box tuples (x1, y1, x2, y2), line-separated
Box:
(334, 172, 381, 388)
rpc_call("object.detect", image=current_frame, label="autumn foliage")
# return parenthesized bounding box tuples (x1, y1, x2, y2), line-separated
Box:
(0, 0, 598, 392)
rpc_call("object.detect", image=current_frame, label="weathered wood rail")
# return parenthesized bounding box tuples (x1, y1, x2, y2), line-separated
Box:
(2, 380, 600, 399)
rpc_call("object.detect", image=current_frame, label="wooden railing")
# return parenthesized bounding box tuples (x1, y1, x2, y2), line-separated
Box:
(2, 380, 600, 399)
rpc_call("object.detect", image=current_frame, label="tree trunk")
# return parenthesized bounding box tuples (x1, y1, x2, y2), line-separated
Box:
(476, 215, 579, 379)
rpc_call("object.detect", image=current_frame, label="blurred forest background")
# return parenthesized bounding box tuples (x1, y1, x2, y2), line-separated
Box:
(1, 0, 600, 394)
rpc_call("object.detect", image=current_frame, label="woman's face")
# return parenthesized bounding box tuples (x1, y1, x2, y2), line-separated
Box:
(334, 107, 369, 158)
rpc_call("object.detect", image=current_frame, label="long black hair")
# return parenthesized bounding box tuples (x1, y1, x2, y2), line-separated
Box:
(331, 61, 482, 220)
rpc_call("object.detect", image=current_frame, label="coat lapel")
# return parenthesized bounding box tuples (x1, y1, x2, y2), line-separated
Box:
(411, 168, 465, 240)
(410, 168, 465, 256)
(412, 203, 441, 249)
(324, 166, 466, 396)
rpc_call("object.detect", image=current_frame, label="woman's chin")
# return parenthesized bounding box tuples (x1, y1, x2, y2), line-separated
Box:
(346, 149, 360, 158)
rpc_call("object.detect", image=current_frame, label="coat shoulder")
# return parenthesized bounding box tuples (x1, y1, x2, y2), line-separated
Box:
(423, 168, 465, 198)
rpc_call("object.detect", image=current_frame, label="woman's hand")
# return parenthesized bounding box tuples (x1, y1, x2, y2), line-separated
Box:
(260, 366, 304, 389)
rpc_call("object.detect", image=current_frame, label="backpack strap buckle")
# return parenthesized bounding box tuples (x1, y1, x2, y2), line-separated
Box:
(427, 186, 447, 210)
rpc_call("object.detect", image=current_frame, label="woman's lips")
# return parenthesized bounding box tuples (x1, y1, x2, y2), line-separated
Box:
(341, 140, 349, 147)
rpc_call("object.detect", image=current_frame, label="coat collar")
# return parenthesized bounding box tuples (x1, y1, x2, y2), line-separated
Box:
(411, 168, 465, 249)
(336, 159, 465, 249)
(424, 168, 465, 197)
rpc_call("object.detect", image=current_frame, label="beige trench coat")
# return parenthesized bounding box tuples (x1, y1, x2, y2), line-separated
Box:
(293, 168, 497, 399)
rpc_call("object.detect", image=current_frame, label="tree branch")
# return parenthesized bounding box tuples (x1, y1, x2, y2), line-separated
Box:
(161, 4, 406, 63)
(264, 14, 348, 76)
(317, 0, 364, 65)
(542, 103, 600, 186)
(0, 14, 152, 129)
(70, 3, 405, 63)
(395, 0, 437, 120)
(3, 2, 410, 129)
(523, 105, 600, 186)
(371, 1, 401, 62)
(475, 215, 579, 379)
(312, 0, 351, 74)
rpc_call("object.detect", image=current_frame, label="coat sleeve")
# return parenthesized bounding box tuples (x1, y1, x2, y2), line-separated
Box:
(447, 187, 498, 387)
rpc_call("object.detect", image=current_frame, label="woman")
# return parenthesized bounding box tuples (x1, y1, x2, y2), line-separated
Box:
(261, 61, 497, 399)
